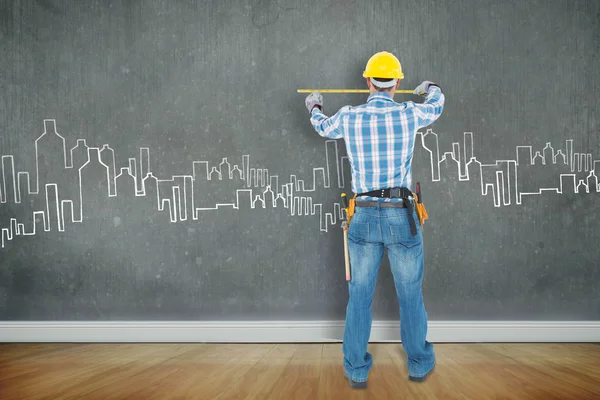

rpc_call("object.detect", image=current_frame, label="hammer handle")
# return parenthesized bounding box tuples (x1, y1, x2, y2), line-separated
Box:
(343, 226, 351, 281)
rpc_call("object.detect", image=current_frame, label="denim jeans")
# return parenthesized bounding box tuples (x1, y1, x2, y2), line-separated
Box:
(342, 203, 435, 382)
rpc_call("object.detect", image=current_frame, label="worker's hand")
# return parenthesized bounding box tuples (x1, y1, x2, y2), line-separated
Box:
(305, 91, 323, 113)
(413, 81, 440, 96)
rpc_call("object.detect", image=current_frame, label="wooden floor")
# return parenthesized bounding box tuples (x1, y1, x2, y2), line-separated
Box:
(0, 343, 599, 399)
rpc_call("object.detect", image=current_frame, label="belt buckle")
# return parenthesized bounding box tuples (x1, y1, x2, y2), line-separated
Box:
(390, 187, 401, 198)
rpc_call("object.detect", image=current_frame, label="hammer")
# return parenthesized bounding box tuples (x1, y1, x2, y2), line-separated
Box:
(341, 194, 351, 281)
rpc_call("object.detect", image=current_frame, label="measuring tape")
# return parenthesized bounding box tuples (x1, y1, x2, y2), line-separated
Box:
(297, 89, 414, 94)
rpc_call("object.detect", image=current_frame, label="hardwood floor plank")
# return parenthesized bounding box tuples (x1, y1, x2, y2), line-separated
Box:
(0, 343, 65, 363)
(80, 363, 182, 400)
(521, 360, 600, 395)
(479, 344, 600, 395)
(265, 343, 299, 356)
(291, 343, 323, 360)
(213, 344, 297, 400)
(0, 354, 133, 399)
(321, 343, 343, 359)
(150, 361, 258, 399)
(216, 357, 291, 399)
(143, 344, 275, 400)
(501, 362, 599, 399)
(0, 344, 90, 368)
(317, 359, 365, 400)
(9, 345, 176, 400)
(2, 345, 148, 399)
(55, 345, 197, 399)
(442, 345, 580, 400)
(385, 346, 464, 400)
(267, 358, 322, 400)
(365, 357, 427, 400)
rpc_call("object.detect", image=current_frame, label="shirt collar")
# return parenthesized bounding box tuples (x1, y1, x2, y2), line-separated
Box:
(367, 92, 395, 103)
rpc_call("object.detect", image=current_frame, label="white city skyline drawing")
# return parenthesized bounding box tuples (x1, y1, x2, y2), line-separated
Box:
(420, 130, 599, 207)
(1, 119, 598, 248)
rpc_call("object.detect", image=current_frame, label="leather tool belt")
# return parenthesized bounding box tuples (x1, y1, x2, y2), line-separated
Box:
(355, 187, 420, 236)
(357, 187, 413, 199)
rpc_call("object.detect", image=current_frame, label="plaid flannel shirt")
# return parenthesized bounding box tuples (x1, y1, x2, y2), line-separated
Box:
(310, 87, 445, 201)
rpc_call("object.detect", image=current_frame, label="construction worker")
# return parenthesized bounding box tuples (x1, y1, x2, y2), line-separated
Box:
(304, 51, 444, 389)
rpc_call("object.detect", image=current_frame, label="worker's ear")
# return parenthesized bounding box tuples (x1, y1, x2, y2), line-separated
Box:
(366, 78, 371, 88)
(395, 80, 400, 89)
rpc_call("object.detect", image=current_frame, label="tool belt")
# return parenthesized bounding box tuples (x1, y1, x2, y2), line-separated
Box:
(358, 187, 413, 199)
(355, 201, 409, 208)
(350, 186, 429, 236)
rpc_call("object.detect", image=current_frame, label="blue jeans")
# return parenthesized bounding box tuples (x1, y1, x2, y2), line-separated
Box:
(342, 203, 435, 382)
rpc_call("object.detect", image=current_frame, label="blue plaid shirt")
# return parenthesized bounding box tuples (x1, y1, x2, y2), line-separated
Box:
(310, 87, 445, 201)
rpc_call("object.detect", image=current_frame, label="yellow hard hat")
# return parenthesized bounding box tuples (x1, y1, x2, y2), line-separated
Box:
(362, 51, 404, 80)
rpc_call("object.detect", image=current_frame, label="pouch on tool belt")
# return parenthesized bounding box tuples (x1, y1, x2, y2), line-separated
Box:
(341, 193, 357, 226)
(348, 195, 356, 219)
(412, 192, 429, 226)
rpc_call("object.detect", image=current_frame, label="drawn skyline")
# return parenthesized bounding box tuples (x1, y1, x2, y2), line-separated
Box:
(1, 119, 598, 248)
(418, 131, 600, 207)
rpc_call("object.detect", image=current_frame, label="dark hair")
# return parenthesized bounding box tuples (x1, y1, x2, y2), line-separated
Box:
(371, 77, 395, 92)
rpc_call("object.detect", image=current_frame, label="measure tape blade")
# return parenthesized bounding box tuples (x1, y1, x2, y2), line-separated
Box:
(297, 89, 413, 94)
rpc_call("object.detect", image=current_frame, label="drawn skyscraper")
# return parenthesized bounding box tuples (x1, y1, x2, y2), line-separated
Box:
(100, 145, 117, 196)
(115, 167, 137, 199)
(439, 151, 460, 183)
(143, 173, 160, 211)
(325, 140, 339, 188)
(34, 119, 67, 195)
(45, 183, 61, 232)
(422, 130, 441, 181)
(140, 148, 151, 186)
(79, 148, 111, 222)
(1, 156, 17, 204)
(464, 133, 474, 165)
(543, 143, 554, 165)
(586, 171, 598, 193)
(566, 140, 573, 171)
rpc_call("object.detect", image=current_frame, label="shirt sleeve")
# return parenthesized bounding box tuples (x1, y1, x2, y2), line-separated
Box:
(309, 106, 348, 139)
(414, 86, 445, 128)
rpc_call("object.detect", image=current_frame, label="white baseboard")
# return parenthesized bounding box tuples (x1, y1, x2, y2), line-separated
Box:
(0, 321, 599, 343)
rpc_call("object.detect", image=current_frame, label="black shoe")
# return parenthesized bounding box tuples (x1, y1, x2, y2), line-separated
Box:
(409, 366, 434, 382)
(408, 374, 428, 382)
(347, 376, 368, 389)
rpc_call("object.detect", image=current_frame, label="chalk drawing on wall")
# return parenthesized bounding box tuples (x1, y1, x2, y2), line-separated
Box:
(1, 119, 599, 248)
(418, 130, 600, 207)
